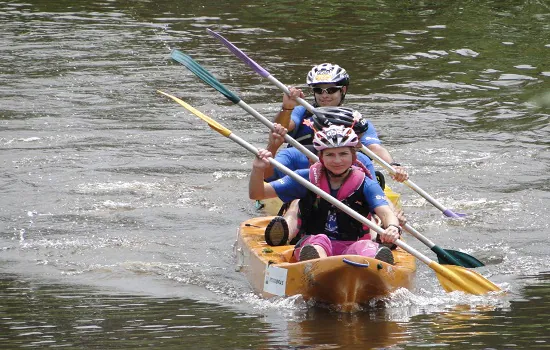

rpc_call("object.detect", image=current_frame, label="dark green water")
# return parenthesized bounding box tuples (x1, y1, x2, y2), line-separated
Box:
(1, 0, 549, 348)
(1, 273, 550, 349)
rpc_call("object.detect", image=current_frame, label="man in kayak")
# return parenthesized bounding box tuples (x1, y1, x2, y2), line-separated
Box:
(273, 62, 408, 182)
(249, 124, 401, 264)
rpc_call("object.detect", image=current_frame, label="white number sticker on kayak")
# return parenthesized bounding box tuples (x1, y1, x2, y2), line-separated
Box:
(264, 265, 288, 296)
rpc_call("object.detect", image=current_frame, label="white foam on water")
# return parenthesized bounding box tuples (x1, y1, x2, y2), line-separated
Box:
(212, 170, 247, 181)
(453, 48, 480, 57)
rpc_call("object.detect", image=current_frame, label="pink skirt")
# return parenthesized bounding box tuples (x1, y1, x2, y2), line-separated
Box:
(293, 234, 379, 261)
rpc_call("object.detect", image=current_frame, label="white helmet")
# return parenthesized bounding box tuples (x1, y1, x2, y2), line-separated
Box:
(313, 125, 358, 151)
(306, 63, 350, 86)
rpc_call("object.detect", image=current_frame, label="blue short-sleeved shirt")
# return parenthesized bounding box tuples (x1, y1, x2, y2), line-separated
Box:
(270, 169, 389, 211)
(289, 105, 381, 146)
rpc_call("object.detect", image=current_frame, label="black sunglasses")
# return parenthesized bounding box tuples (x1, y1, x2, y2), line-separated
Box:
(312, 86, 343, 94)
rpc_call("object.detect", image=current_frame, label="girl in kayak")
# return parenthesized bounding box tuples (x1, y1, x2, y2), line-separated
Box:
(261, 107, 406, 249)
(249, 124, 401, 264)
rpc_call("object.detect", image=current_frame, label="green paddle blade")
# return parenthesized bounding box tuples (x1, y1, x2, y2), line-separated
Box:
(432, 246, 485, 268)
(170, 50, 241, 104)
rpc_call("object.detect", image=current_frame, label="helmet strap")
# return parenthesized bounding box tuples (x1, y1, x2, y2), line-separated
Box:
(326, 167, 350, 178)
(338, 86, 347, 105)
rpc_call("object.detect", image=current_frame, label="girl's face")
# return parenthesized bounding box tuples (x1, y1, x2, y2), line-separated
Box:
(321, 147, 353, 175)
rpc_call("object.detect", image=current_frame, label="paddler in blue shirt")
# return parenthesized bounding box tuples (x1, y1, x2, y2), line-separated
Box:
(264, 108, 377, 182)
(273, 62, 409, 183)
(249, 125, 401, 264)
(261, 108, 377, 247)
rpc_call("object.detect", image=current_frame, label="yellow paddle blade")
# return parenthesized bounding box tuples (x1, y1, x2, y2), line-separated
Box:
(430, 262, 501, 295)
(157, 90, 232, 137)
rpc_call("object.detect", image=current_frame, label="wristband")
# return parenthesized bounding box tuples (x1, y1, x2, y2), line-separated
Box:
(390, 162, 401, 166)
(387, 224, 402, 235)
(280, 106, 294, 111)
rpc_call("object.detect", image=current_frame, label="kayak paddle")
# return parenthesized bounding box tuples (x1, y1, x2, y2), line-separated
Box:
(168, 50, 484, 268)
(157, 91, 500, 295)
(403, 223, 484, 268)
(170, 50, 317, 163)
(206, 28, 466, 219)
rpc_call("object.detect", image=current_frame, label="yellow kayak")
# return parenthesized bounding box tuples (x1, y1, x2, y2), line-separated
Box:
(235, 215, 416, 312)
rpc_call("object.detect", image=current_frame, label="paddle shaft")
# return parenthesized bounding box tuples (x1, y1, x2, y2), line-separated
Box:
(239, 134, 499, 294)
(170, 50, 317, 163)
(158, 90, 500, 295)
(235, 134, 427, 263)
(228, 120, 500, 294)
(207, 28, 464, 218)
(170, 47, 478, 264)
(258, 75, 470, 264)
(403, 223, 465, 266)
(267, 75, 461, 217)
(237, 100, 318, 162)
(171, 46, 484, 267)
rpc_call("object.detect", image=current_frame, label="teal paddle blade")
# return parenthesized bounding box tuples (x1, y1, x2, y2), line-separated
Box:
(171, 50, 241, 104)
(432, 246, 485, 268)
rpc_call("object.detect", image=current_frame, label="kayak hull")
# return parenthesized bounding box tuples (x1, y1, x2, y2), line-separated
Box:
(236, 216, 416, 311)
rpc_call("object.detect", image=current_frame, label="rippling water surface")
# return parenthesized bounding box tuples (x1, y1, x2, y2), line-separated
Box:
(1, 1, 549, 348)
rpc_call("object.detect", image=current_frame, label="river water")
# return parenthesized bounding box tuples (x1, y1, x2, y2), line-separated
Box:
(1, 0, 549, 349)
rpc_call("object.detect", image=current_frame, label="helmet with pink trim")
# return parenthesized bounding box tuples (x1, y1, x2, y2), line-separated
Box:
(313, 125, 359, 151)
